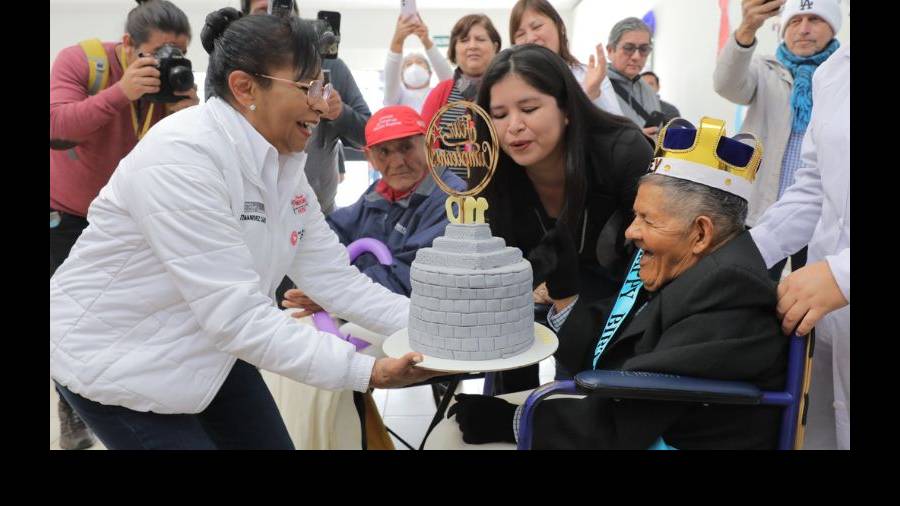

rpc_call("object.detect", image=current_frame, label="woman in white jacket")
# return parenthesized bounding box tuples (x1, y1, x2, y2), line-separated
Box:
(49, 8, 437, 450)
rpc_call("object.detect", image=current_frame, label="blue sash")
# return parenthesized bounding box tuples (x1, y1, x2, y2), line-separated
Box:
(592, 250, 644, 369)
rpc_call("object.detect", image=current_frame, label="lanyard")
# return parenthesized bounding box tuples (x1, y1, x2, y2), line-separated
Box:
(592, 249, 644, 369)
(116, 45, 155, 141)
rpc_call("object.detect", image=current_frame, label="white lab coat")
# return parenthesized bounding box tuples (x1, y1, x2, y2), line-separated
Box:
(50, 97, 409, 414)
(750, 45, 850, 449)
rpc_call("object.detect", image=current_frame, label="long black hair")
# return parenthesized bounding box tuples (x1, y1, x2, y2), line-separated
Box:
(126, 0, 191, 46)
(476, 44, 636, 238)
(201, 7, 321, 102)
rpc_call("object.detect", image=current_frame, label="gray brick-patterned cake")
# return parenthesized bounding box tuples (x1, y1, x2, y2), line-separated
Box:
(408, 223, 534, 360)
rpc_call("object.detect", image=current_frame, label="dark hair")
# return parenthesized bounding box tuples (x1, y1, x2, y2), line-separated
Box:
(509, 0, 579, 66)
(476, 44, 636, 237)
(126, 0, 191, 46)
(240, 0, 299, 16)
(640, 70, 659, 85)
(447, 14, 502, 65)
(201, 8, 321, 102)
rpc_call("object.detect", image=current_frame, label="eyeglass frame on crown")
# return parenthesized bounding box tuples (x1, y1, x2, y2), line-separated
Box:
(615, 43, 653, 56)
(253, 73, 334, 105)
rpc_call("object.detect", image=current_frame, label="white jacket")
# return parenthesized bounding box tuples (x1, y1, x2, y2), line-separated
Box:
(383, 46, 454, 113)
(750, 45, 849, 449)
(49, 97, 410, 414)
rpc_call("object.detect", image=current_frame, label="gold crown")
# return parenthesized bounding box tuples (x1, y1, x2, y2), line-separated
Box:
(654, 117, 763, 184)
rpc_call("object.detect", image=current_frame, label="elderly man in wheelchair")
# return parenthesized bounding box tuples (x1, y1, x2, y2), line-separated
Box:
(431, 117, 800, 450)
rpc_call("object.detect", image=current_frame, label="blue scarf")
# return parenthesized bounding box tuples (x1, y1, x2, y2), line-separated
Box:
(776, 39, 840, 131)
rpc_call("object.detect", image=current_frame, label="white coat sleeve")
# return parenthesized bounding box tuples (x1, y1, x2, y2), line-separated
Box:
(750, 129, 824, 268)
(287, 187, 410, 338)
(595, 75, 624, 116)
(826, 248, 850, 303)
(384, 51, 404, 106)
(119, 161, 375, 393)
(426, 45, 454, 82)
(713, 33, 761, 106)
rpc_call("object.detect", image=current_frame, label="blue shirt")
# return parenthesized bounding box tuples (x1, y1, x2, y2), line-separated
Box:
(778, 128, 806, 199)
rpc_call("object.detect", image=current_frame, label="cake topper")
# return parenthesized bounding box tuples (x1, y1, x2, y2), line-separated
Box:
(424, 100, 500, 225)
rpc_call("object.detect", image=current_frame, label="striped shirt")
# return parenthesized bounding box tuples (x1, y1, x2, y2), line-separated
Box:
(778, 128, 806, 199)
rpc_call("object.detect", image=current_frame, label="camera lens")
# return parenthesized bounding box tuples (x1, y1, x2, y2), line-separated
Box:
(169, 66, 194, 92)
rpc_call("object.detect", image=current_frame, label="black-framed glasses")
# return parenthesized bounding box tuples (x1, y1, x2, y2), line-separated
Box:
(618, 43, 653, 56)
(254, 74, 334, 104)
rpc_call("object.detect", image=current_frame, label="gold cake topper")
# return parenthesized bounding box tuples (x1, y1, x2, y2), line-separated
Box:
(424, 100, 500, 225)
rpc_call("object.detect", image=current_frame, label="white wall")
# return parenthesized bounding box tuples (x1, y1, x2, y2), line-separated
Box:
(569, 0, 850, 129)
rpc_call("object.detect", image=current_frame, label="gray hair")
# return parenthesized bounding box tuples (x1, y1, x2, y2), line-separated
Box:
(608, 17, 652, 49)
(640, 174, 748, 243)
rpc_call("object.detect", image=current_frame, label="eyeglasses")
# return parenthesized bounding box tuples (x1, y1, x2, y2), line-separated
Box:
(254, 74, 334, 105)
(617, 43, 653, 56)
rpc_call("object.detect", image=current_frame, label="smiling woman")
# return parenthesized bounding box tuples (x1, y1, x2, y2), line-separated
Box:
(49, 8, 441, 450)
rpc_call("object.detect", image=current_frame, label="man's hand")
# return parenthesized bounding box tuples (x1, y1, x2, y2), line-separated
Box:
(532, 282, 553, 304)
(118, 55, 161, 102)
(369, 352, 444, 389)
(735, 0, 786, 46)
(165, 85, 199, 115)
(642, 126, 659, 142)
(776, 260, 849, 336)
(321, 87, 343, 121)
(283, 288, 324, 318)
(582, 43, 608, 101)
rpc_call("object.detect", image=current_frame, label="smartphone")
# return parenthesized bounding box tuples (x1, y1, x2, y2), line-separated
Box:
(644, 111, 666, 129)
(317, 10, 342, 59)
(322, 68, 331, 86)
(268, 0, 293, 17)
(401, 0, 418, 20)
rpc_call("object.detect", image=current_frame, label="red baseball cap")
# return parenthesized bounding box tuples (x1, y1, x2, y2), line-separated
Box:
(365, 106, 428, 149)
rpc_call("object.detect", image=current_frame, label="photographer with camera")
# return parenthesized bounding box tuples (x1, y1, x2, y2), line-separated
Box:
(49, 0, 194, 450)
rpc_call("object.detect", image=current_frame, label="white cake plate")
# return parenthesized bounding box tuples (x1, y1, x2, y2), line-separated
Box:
(382, 323, 558, 373)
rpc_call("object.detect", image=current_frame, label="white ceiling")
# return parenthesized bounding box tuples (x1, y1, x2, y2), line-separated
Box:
(50, 0, 580, 8)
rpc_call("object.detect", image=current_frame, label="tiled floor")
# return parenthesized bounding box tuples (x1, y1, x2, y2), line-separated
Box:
(50, 357, 556, 451)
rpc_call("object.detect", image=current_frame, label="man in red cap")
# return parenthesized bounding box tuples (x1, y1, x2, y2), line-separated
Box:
(283, 106, 466, 314)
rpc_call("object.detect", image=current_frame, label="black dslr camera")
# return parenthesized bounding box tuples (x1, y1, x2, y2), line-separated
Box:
(143, 44, 194, 103)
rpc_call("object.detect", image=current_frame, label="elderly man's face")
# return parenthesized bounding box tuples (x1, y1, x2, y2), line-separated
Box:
(625, 183, 701, 292)
(784, 14, 834, 57)
(366, 135, 428, 194)
(608, 30, 652, 80)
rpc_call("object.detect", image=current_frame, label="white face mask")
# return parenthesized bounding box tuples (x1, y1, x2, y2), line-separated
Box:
(403, 64, 431, 89)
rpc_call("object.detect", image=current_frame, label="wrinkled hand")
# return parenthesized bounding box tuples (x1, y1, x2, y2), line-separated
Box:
(532, 282, 553, 304)
(528, 226, 580, 300)
(321, 87, 343, 121)
(165, 84, 199, 115)
(370, 352, 445, 389)
(283, 288, 324, 318)
(776, 260, 848, 336)
(582, 43, 608, 101)
(391, 14, 421, 52)
(642, 126, 660, 142)
(413, 14, 434, 49)
(736, 0, 785, 46)
(447, 394, 517, 444)
(118, 55, 161, 102)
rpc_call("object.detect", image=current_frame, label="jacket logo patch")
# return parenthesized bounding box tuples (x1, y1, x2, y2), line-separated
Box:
(291, 194, 308, 215)
(241, 201, 267, 223)
(290, 228, 305, 246)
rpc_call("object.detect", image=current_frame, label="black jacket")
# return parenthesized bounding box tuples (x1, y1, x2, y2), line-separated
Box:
(488, 125, 653, 302)
(533, 232, 788, 450)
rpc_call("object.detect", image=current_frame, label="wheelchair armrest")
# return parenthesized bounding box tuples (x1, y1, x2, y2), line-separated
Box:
(574, 370, 763, 405)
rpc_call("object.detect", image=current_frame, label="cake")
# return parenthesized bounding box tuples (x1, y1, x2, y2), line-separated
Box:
(408, 223, 534, 360)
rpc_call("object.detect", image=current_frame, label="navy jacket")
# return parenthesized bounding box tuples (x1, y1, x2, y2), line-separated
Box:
(326, 168, 466, 296)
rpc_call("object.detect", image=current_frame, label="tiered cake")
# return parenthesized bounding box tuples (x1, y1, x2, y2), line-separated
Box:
(408, 223, 534, 360)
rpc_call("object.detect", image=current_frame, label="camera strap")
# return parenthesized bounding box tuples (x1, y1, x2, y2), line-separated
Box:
(116, 45, 155, 141)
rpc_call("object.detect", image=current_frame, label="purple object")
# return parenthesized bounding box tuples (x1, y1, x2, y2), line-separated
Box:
(312, 238, 394, 351)
(642, 10, 656, 35)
